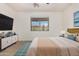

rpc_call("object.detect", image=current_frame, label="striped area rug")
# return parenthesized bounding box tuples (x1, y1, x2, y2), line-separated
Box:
(14, 41, 31, 56)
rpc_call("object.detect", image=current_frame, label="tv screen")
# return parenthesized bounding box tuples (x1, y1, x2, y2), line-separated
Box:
(0, 14, 13, 30)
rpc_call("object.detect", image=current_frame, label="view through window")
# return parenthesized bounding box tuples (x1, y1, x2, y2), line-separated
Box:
(31, 18, 49, 31)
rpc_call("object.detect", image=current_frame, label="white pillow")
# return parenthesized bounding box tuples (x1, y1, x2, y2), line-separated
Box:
(76, 36, 79, 42)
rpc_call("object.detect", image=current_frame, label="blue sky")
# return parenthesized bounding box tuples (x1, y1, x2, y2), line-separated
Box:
(32, 21, 48, 26)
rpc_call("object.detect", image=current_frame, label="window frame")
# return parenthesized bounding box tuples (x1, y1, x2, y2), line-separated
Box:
(31, 17, 49, 31)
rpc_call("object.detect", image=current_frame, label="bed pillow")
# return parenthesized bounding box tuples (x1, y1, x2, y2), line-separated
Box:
(66, 35, 76, 41)
(76, 36, 79, 42)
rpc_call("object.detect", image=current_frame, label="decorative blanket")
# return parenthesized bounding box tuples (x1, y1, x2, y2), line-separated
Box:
(26, 37, 79, 56)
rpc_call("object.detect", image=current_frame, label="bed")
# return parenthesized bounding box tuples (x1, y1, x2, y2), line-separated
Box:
(26, 37, 79, 56)
(26, 28, 79, 56)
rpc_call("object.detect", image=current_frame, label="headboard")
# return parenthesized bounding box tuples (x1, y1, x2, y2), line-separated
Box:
(67, 28, 79, 34)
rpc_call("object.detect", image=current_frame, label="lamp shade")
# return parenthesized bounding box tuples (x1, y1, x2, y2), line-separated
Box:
(60, 31, 66, 34)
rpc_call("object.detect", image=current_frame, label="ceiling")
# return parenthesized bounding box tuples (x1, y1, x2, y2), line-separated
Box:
(6, 3, 71, 12)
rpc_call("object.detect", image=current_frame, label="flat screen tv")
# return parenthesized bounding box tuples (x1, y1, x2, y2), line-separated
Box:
(0, 14, 13, 30)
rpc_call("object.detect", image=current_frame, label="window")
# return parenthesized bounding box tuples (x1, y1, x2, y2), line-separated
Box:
(74, 11, 79, 27)
(31, 18, 49, 31)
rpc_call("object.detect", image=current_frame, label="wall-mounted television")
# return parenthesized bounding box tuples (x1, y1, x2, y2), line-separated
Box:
(0, 14, 13, 30)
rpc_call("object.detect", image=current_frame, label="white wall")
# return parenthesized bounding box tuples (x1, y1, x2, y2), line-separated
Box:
(1, 3, 79, 41)
(15, 12, 63, 41)
(0, 3, 15, 18)
(0, 3, 64, 41)
(63, 4, 79, 31)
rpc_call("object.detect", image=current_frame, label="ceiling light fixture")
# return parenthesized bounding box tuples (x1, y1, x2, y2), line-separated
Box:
(46, 3, 50, 5)
(33, 3, 50, 8)
(33, 3, 39, 8)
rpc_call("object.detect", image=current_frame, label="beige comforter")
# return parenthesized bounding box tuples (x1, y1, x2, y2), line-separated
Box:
(26, 37, 79, 56)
